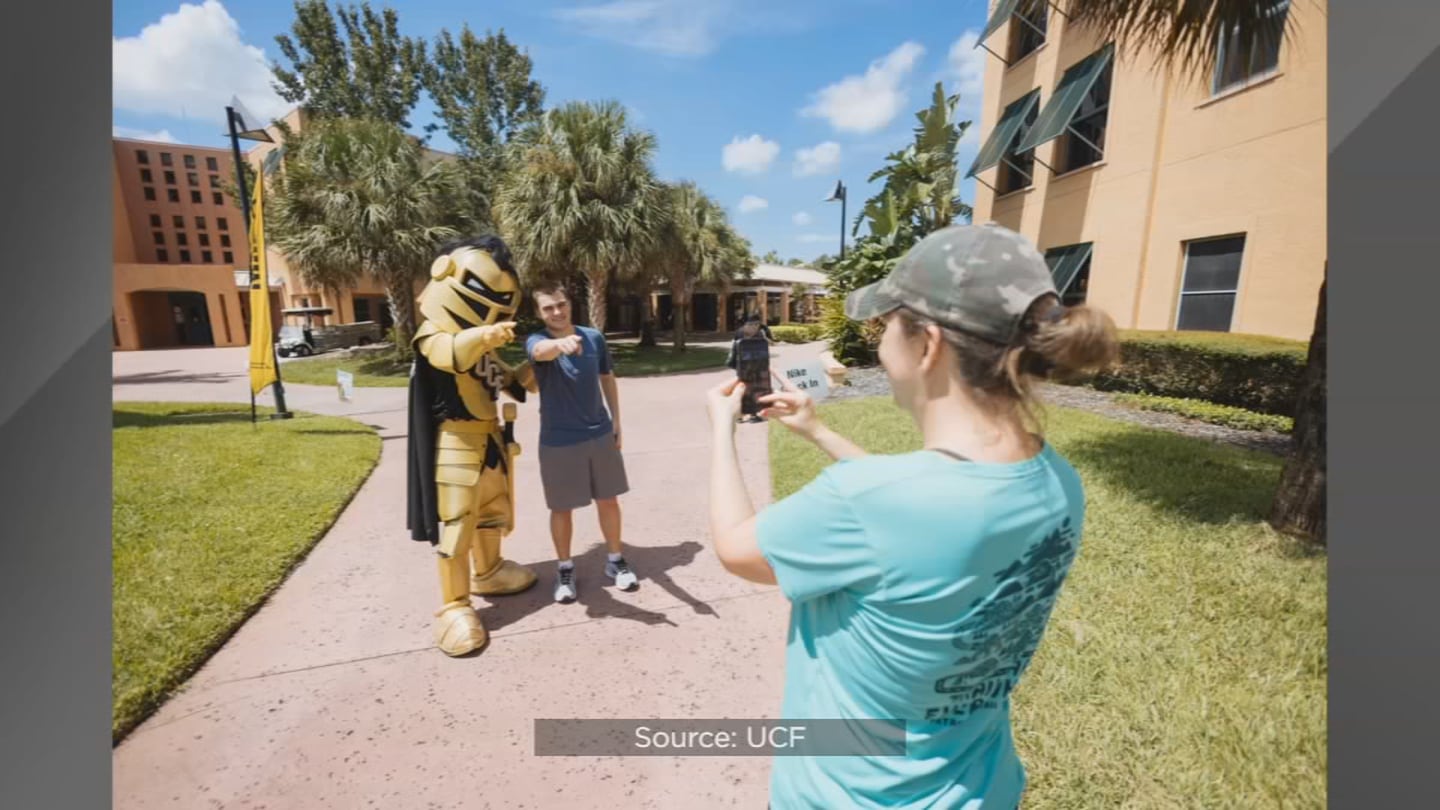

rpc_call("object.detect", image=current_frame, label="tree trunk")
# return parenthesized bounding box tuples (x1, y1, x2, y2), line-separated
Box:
(384, 273, 418, 361)
(1269, 273, 1326, 544)
(639, 293, 657, 347)
(671, 269, 688, 352)
(585, 267, 608, 333)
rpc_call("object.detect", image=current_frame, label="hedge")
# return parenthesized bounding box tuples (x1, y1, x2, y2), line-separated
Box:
(1088, 330, 1309, 417)
(1112, 392, 1295, 433)
(770, 323, 826, 343)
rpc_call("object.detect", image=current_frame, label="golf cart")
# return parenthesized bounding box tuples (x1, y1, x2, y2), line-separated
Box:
(277, 306, 383, 357)
(276, 324, 316, 357)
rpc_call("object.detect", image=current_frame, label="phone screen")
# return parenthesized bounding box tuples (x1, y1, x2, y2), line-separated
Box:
(735, 336, 773, 416)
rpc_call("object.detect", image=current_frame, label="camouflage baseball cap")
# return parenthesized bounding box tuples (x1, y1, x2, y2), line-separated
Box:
(844, 223, 1058, 345)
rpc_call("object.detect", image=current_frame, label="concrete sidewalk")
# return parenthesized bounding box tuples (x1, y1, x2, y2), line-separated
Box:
(112, 342, 831, 809)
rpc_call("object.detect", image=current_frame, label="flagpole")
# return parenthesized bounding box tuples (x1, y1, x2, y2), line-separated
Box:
(229, 106, 292, 420)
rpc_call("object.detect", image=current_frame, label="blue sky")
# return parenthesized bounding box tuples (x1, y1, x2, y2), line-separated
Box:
(113, 0, 995, 261)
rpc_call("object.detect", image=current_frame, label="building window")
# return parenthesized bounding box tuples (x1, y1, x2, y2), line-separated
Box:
(1044, 243, 1094, 305)
(1177, 235, 1245, 332)
(143, 187, 156, 201)
(1214, 0, 1289, 95)
(173, 215, 184, 228)
(213, 192, 224, 205)
(354, 297, 372, 322)
(220, 234, 231, 247)
(223, 251, 234, 264)
(999, 98, 1040, 195)
(167, 188, 180, 203)
(184, 154, 196, 169)
(202, 251, 213, 263)
(140, 169, 153, 183)
(199, 233, 211, 247)
(187, 172, 199, 186)
(206, 156, 219, 171)
(136, 150, 150, 165)
(156, 249, 168, 262)
(1057, 60, 1112, 173)
(217, 218, 229, 231)
(191, 190, 203, 204)
(152, 231, 165, 245)
(164, 170, 176, 185)
(149, 214, 161, 227)
(1008, 0, 1048, 63)
(160, 152, 173, 166)
(196, 216, 207, 229)
(210, 174, 221, 188)
(179, 250, 191, 262)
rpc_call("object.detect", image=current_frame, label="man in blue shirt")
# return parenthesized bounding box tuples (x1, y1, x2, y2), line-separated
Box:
(525, 283, 638, 603)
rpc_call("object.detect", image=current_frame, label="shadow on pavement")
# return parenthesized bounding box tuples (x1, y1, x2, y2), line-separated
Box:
(113, 370, 246, 386)
(113, 408, 269, 429)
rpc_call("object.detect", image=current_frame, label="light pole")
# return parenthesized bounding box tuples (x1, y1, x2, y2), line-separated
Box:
(824, 180, 847, 259)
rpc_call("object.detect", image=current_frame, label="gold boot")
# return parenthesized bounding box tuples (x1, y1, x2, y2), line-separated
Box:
(433, 599, 488, 656)
(470, 527, 537, 596)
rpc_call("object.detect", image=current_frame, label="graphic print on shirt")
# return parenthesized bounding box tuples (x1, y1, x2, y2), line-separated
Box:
(925, 517, 1078, 725)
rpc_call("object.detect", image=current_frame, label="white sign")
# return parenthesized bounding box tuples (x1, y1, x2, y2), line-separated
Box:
(781, 360, 830, 400)
(337, 370, 354, 402)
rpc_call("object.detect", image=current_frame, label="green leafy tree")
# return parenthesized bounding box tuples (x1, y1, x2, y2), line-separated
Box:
(271, 1, 427, 129)
(265, 118, 471, 357)
(653, 182, 752, 350)
(759, 249, 782, 264)
(495, 100, 662, 333)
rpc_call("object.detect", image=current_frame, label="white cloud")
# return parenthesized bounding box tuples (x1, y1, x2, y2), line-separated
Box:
(554, 0, 728, 57)
(792, 211, 814, 226)
(802, 42, 926, 133)
(113, 125, 178, 143)
(794, 141, 842, 177)
(723, 134, 781, 174)
(737, 195, 769, 213)
(113, 1, 289, 128)
(947, 31, 986, 108)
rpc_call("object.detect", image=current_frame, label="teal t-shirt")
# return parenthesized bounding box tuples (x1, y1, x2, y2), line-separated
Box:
(755, 446, 1086, 809)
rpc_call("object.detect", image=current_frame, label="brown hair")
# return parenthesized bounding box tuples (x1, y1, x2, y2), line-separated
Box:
(531, 282, 569, 304)
(895, 295, 1119, 428)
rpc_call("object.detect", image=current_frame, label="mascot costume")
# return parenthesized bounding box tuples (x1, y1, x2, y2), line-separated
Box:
(407, 235, 538, 657)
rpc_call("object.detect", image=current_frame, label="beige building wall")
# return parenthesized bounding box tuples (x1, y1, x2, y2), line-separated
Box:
(971, 0, 1326, 340)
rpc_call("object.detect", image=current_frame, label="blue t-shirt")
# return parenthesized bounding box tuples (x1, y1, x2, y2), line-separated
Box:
(756, 445, 1086, 809)
(525, 326, 615, 447)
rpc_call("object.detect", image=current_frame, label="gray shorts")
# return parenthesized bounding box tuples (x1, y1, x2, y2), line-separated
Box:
(537, 434, 630, 511)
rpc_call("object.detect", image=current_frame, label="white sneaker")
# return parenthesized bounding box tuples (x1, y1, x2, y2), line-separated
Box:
(554, 565, 577, 603)
(605, 557, 639, 591)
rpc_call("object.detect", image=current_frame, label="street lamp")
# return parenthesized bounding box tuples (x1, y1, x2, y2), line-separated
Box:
(824, 180, 847, 259)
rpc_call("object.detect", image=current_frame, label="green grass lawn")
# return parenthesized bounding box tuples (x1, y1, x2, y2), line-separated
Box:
(279, 341, 729, 387)
(112, 403, 381, 742)
(1113, 392, 1295, 433)
(769, 397, 1325, 809)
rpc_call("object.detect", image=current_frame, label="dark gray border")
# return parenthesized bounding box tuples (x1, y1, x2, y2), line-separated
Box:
(0, 0, 113, 806)
(1330, 3, 1440, 806)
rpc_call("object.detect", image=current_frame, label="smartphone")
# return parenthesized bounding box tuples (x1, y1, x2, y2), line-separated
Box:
(734, 335, 773, 416)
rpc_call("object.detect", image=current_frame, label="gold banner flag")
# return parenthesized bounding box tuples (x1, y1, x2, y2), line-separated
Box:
(247, 177, 278, 396)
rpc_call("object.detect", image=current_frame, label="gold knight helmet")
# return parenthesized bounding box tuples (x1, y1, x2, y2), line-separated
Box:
(419, 235, 522, 332)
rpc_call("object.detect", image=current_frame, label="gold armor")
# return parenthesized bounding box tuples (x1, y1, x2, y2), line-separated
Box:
(411, 239, 539, 657)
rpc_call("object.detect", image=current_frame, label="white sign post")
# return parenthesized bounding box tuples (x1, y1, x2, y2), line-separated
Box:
(337, 370, 354, 402)
(781, 360, 830, 400)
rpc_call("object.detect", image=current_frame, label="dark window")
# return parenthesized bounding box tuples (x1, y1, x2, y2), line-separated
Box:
(156, 248, 168, 262)
(209, 174, 221, 188)
(140, 169, 153, 183)
(173, 215, 185, 228)
(176, 232, 188, 246)
(217, 218, 229, 231)
(1007, 0, 1048, 63)
(220, 234, 231, 247)
(1177, 236, 1245, 332)
(999, 100, 1040, 195)
(164, 170, 176, 185)
(179, 250, 191, 262)
(191, 190, 202, 203)
(199, 233, 211, 247)
(160, 152, 173, 166)
(195, 216, 207, 229)
(354, 297, 372, 322)
(213, 192, 224, 205)
(1063, 254, 1093, 306)
(149, 214, 161, 227)
(1214, 0, 1289, 94)
(143, 187, 156, 201)
(167, 188, 180, 202)
(183, 154, 196, 169)
(136, 150, 150, 165)
(152, 232, 165, 245)
(206, 156, 219, 171)
(223, 251, 234, 264)
(202, 251, 213, 263)
(187, 172, 199, 186)
(1058, 61, 1112, 173)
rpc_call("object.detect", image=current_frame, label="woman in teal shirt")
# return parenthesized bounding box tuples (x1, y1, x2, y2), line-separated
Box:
(706, 224, 1119, 809)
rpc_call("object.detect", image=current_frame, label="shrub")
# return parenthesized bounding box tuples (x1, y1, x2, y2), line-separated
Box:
(1113, 393, 1295, 433)
(770, 324, 825, 343)
(1087, 330, 1308, 416)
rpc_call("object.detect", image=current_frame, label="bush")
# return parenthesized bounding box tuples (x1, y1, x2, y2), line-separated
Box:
(770, 324, 825, 343)
(1087, 330, 1308, 417)
(1113, 393, 1295, 433)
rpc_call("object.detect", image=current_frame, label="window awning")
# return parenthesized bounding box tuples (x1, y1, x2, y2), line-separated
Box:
(1044, 243, 1093, 294)
(978, 0, 1024, 44)
(1013, 44, 1115, 154)
(967, 90, 1041, 178)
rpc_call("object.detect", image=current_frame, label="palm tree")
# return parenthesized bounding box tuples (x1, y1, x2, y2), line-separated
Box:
(265, 117, 470, 356)
(1062, 1, 1319, 543)
(654, 182, 753, 350)
(495, 100, 661, 333)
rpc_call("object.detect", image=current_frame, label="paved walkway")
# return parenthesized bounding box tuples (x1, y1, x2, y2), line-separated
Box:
(112, 342, 829, 809)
